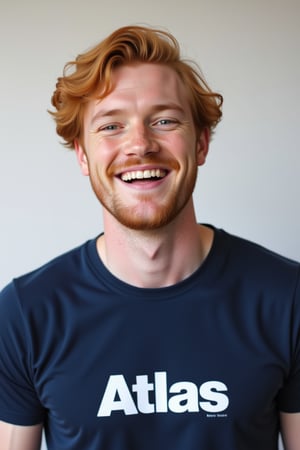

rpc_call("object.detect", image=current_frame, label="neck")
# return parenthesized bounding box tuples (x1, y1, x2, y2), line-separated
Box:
(97, 206, 213, 288)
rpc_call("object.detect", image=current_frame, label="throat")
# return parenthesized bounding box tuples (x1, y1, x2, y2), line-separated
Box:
(96, 225, 213, 288)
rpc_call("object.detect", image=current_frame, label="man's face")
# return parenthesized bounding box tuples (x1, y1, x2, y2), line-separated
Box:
(76, 63, 209, 230)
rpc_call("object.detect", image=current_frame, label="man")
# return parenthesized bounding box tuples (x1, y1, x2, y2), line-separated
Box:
(0, 25, 299, 450)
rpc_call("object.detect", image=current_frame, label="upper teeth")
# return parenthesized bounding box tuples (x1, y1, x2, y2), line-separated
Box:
(121, 169, 166, 182)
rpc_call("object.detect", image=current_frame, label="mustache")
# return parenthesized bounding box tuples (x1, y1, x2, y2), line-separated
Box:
(108, 156, 180, 175)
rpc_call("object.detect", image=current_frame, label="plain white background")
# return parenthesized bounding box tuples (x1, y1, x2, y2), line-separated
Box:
(1, 1, 299, 448)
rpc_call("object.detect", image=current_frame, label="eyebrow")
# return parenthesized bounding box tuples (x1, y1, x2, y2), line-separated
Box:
(90, 109, 124, 127)
(90, 103, 185, 127)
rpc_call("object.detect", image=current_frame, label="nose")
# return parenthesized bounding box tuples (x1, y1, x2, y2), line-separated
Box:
(124, 122, 159, 156)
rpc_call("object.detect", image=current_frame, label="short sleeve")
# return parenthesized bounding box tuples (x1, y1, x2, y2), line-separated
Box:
(0, 282, 45, 425)
(277, 270, 300, 412)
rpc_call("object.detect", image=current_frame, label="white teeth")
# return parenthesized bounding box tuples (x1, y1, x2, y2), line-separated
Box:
(121, 169, 166, 182)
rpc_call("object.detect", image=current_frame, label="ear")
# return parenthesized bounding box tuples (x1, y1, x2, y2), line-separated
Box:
(196, 128, 210, 166)
(74, 139, 90, 176)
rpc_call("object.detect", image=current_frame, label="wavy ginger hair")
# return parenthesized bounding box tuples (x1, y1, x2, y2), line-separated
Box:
(50, 25, 223, 149)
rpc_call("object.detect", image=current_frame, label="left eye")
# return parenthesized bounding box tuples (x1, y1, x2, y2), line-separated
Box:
(153, 118, 178, 129)
(156, 119, 174, 125)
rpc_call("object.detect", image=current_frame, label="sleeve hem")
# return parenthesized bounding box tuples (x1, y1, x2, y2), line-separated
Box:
(0, 411, 44, 426)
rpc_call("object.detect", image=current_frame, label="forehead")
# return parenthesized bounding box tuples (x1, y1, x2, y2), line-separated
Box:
(111, 63, 182, 90)
(96, 63, 190, 110)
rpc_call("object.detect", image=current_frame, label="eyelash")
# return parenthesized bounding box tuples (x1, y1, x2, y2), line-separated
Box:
(94, 123, 123, 134)
(101, 124, 122, 131)
(152, 117, 180, 129)
(154, 119, 175, 125)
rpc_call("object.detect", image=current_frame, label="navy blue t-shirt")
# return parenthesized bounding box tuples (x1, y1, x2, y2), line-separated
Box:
(0, 227, 300, 450)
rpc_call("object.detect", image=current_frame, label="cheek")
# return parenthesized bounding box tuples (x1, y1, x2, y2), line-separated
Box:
(170, 135, 199, 161)
(94, 136, 123, 161)
(87, 138, 118, 165)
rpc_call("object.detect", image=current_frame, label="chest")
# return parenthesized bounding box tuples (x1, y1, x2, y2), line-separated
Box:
(31, 289, 288, 431)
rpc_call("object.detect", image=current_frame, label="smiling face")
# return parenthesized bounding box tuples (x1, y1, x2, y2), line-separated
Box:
(75, 63, 209, 230)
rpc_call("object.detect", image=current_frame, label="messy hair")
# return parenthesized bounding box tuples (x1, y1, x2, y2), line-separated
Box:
(50, 25, 223, 149)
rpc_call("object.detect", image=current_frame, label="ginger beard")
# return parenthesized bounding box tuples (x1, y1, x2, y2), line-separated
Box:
(87, 154, 199, 231)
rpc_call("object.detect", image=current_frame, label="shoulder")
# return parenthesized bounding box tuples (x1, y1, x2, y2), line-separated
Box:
(220, 228, 300, 279)
(208, 227, 300, 309)
(0, 238, 97, 311)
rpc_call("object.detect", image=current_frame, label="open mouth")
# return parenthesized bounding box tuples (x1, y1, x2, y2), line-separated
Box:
(120, 169, 168, 183)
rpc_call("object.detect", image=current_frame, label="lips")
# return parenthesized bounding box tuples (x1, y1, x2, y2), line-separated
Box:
(120, 168, 168, 182)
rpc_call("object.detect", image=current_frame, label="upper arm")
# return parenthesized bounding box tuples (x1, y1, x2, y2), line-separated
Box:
(280, 412, 300, 450)
(0, 421, 42, 450)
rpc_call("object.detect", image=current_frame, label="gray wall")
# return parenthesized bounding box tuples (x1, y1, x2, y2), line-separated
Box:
(1, 1, 299, 448)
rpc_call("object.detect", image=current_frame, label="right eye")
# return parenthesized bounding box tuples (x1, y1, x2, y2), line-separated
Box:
(101, 124, 119, 131)
(96, 123, 125, 135)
